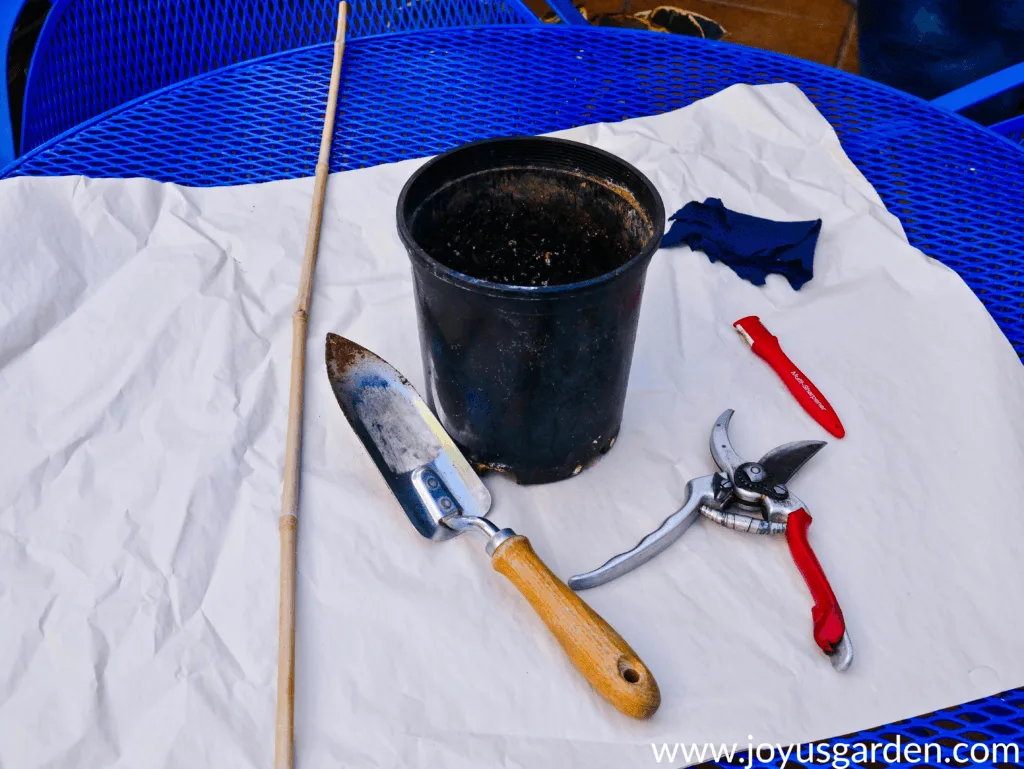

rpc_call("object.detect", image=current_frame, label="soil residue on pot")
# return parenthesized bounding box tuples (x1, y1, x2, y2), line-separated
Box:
(409, 166, 654, 287)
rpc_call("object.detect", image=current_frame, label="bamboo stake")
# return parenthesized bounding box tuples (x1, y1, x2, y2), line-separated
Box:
(276, 5, 348, 769)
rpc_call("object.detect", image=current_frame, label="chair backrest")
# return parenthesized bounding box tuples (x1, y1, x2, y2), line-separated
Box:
(931, 61, 1024, 146)
(18, 0, 539, 155)
(0, 0, 27, 165)
(997, 117, 1024, 145)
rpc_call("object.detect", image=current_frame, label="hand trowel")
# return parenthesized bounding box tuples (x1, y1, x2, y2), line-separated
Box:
(325, 333, 660, 719)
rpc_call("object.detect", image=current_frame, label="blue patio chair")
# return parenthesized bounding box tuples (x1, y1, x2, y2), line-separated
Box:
(931, 62, 1024, 145)
(2, 0, 587, 166)
(0, 0, 23, 163)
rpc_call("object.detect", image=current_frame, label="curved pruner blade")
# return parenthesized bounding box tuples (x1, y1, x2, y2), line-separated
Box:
(710, 409, 745, 477)
(758, 440, 826, 484)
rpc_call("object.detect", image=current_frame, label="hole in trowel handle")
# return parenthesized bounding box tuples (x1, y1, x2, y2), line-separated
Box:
(618, 657, 641, 684)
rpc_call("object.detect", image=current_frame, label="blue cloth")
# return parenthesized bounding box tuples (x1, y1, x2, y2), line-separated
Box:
(661, 198, 822, 290)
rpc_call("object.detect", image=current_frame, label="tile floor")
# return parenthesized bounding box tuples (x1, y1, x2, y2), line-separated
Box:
(528, 0, 859, 72)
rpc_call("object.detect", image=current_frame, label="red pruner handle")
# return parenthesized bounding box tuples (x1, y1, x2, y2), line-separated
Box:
(785, 509, 846, 655)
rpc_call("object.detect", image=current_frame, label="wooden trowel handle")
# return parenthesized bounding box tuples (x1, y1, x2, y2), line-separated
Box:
(490, 535, 661, 719)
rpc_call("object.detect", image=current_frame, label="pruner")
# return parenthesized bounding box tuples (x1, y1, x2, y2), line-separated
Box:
(569, 409, 853, 672)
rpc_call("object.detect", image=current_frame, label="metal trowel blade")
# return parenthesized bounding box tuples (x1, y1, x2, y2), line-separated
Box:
(325, 333, 491, 540)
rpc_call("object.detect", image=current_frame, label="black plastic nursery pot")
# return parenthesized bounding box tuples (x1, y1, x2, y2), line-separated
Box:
(397, 136, 664, 484)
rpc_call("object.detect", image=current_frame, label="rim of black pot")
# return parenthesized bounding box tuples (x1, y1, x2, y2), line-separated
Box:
(396, 136, 665, 299)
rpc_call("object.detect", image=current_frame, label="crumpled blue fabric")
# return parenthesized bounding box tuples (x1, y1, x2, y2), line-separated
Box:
(661, 197, 822, 290)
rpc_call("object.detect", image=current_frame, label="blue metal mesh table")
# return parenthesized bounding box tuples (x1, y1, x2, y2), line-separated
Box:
(18, 0, 540, 154)
(1, 26, 1022, 767)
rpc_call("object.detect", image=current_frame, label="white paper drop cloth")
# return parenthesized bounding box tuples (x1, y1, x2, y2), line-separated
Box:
(1, 83, 1023, 769)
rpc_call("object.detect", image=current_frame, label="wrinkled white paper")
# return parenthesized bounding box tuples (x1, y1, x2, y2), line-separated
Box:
(2, 84, 1023, 769)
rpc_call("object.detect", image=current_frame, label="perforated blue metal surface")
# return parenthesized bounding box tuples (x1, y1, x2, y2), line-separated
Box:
(19, 0, 537, 153)
(2, 29, 1023, 764)
(7, 27, 1022, 365)
(1004, 119, 1024, 145)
